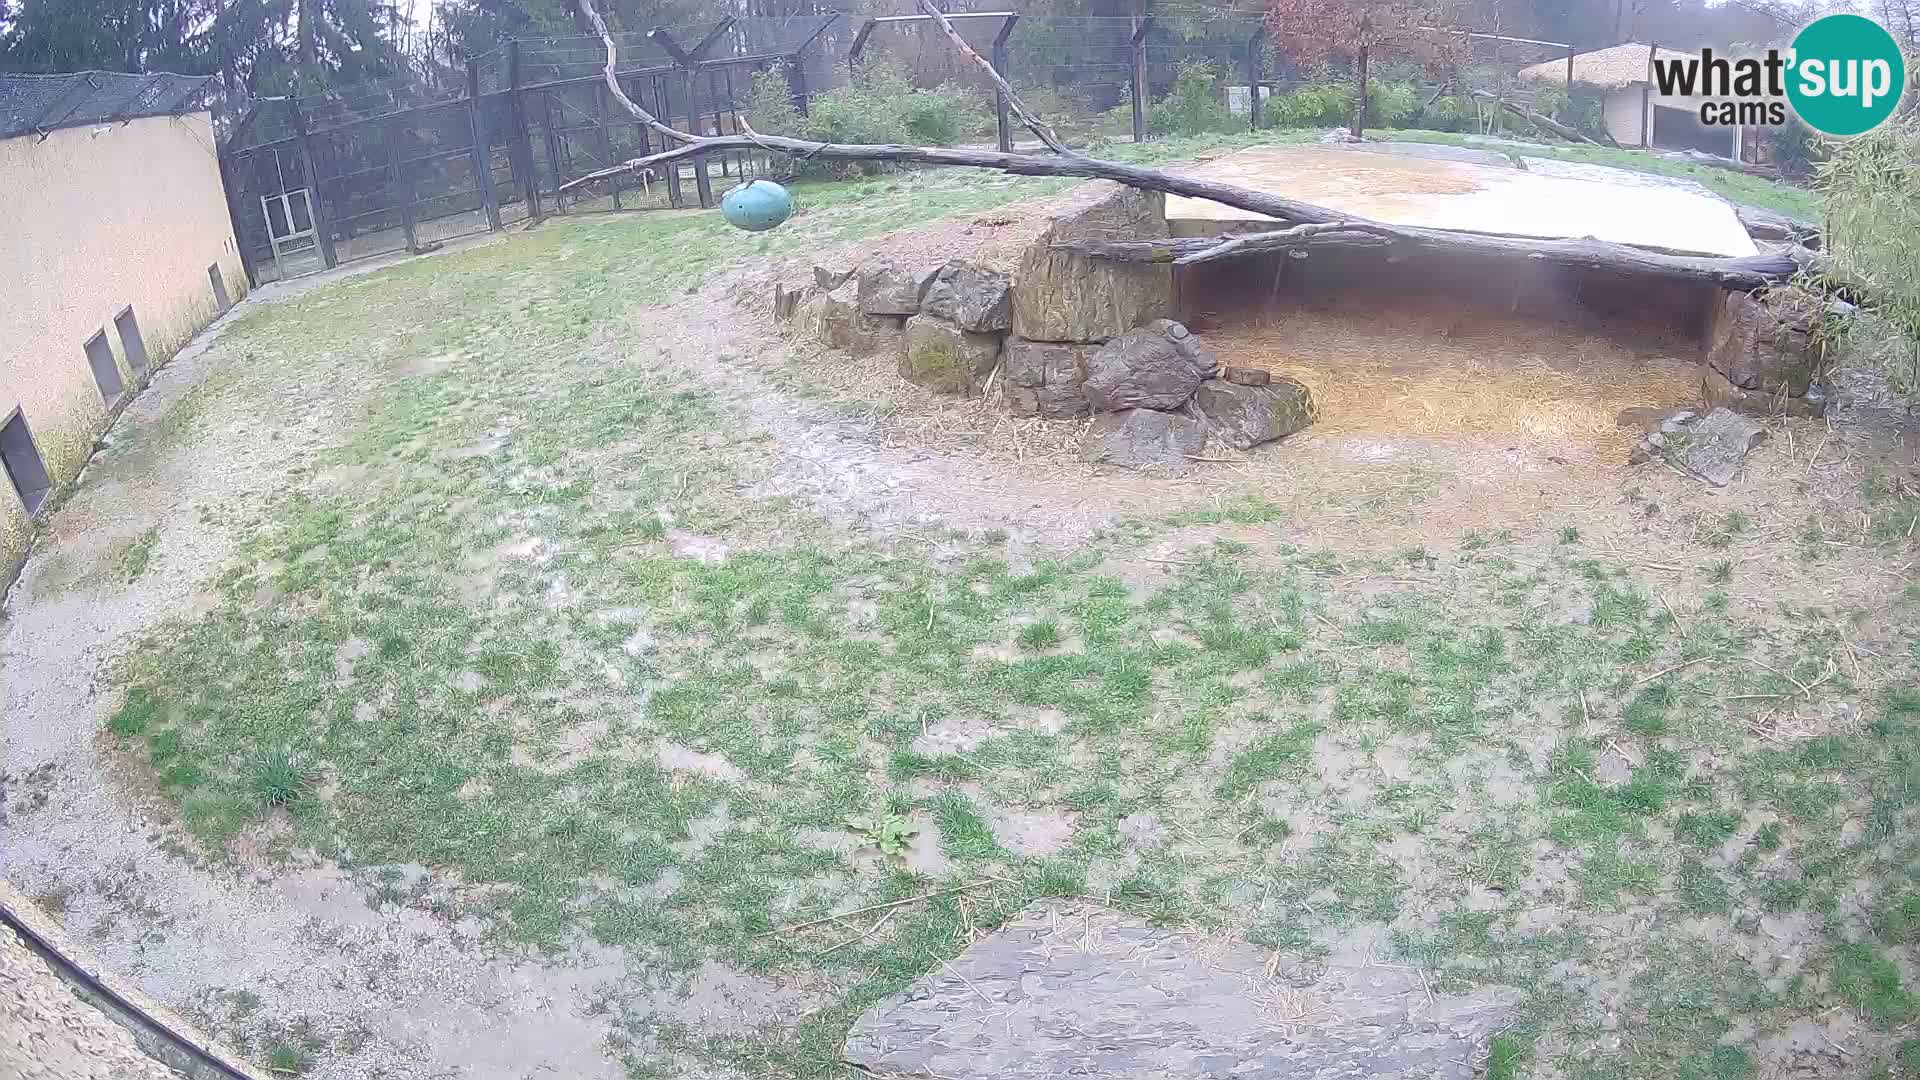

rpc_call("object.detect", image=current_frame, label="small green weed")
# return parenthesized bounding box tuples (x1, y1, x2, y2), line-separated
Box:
(264, 1041, 311, 1075)
(1016, 619, 1062, 651)
(845, 812, 918, 856)
(122, 527, 159, 580)
(248, 749, 310, 808)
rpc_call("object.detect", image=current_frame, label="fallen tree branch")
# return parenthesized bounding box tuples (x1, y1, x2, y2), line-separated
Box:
(1161, 221, 1371, 265)
(1468, 90, 1608, 146)
(560, 133, 1351, 223)
(1061, 223, 1801, 289)
(914, 0, 1074, 156)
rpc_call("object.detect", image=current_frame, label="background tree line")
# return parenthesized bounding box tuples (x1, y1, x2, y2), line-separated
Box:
(0, 0, 1908, 103)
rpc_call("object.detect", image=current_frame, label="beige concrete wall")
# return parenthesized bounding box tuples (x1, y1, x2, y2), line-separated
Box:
(1603, 85, 1647, 146)
(0, 111, 246, 580)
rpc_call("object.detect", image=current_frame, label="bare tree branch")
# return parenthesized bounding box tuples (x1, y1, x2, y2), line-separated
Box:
(1467, 91, 1610, 147)
(910, 0, 1075, 156)
(577, 0, 693, 146)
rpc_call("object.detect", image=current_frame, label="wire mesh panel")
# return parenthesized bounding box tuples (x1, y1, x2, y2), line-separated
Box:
(210, 2, 1588, 288)
(225, 146, 322, 284)
(0, 71, 216, 140)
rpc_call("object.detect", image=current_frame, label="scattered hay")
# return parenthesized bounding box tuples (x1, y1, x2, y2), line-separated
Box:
(775, 332, 1091, 465)
(1214, 306, 1701, 457)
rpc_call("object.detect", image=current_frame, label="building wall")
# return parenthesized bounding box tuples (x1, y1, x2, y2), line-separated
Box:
(1602, 85, 1648, 146)
(0, 111, 246, 582)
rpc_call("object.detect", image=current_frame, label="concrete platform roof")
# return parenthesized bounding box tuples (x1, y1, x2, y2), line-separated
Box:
(1164, 144, 1758, 258)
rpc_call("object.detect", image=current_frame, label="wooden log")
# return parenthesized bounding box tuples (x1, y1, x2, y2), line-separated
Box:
(1059, 224, 1801, 291)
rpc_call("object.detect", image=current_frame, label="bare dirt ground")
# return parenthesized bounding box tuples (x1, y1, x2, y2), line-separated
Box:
(1, 922, 180, 1080)
(2, 167, 1917, 1080)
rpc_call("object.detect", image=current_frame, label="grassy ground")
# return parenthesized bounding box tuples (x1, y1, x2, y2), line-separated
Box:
(86, 160, 1919, 1080)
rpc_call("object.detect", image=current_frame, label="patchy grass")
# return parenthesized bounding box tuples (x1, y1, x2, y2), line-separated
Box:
(86, 161, 1920, 1080)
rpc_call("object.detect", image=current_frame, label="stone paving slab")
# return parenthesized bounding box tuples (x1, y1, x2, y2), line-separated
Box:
(844, 902, 1520, 1079)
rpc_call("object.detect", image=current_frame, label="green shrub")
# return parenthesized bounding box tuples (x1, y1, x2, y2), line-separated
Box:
(1366, 80, 1421, 128)
(1260, 80, 1429, 131)
(804, 60, 918, 146)
(1260, 81, 1352, 129)
(1771, 115, 1827, 180)
(1149, 60, 1238, 137)
(901, 84, 982, 145)
(1419, 93, 1477, 132)
(744, 65, 801, 137)
(768, 59, 987, 176)
(1823, 121, 1920, 401)
(1530, 82, 1608, 140)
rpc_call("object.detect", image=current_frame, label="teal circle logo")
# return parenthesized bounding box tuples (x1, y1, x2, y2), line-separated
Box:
(1787, 14, 1907, 136)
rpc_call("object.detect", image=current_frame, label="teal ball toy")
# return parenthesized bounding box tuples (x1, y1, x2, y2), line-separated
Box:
(720, 179, 794, 232)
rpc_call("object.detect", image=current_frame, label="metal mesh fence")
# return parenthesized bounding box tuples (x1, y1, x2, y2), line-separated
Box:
(213, 4, 1583, 287)
(0, 71, 217, 141)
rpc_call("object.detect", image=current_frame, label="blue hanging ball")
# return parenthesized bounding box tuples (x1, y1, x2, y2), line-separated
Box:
(720, 179, 794, 233)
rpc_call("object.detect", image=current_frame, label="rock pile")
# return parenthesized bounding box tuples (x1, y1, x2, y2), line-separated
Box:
(783, 183, 1176, 407)
(1079, 320, 1315, 467)
(1629, 407, 1767, 486)
(776, 180, 1316, 466)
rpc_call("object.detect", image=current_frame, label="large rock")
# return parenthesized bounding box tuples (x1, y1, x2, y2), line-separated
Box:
(1193, 377, 1315, 449)
(1012, 183, 1174, 343)
(773, 275, 813, 322)
(922, 261, 1012, 332)
(844, 901, 1521, 1079)
(819, 281, 905, 356)
(900, 315, 1000, 395)
(1704, 288, 1832, 401)
(1630, 407, 1767, 486)
(1701, 363, 1828, 418)
(1003, 339, 1094, 420)
(858, 260, 935, 316)
(814, 255, 860, 291)
(1083, 320, 1218, 413)
(1081, 408, 1207, 468)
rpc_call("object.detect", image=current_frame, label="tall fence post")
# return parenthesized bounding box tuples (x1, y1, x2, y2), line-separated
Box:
(465, 59, 502, 231)
(1641, 41, 1656, 147)
(654, 24, 732, 209)
(787, 54, 810, 114)
(387, 119, 420, 251)
(783, 12, 839, 117)
(1130, 11, 1153, 143)
(507, 41, 541, 220)
(684, 69, 714, 207)
(594, 80, 621, 209)
(288, 100, 337, 268)
(660, 74, 683, 206)
(539, 92, 569, 213)
(216, 145, 260, 288)
(992, 14, 1019, 153)
(1246, 28, 1264, 132)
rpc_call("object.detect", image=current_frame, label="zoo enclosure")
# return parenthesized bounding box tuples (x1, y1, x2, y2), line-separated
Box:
(215, 8, 1574, 287)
